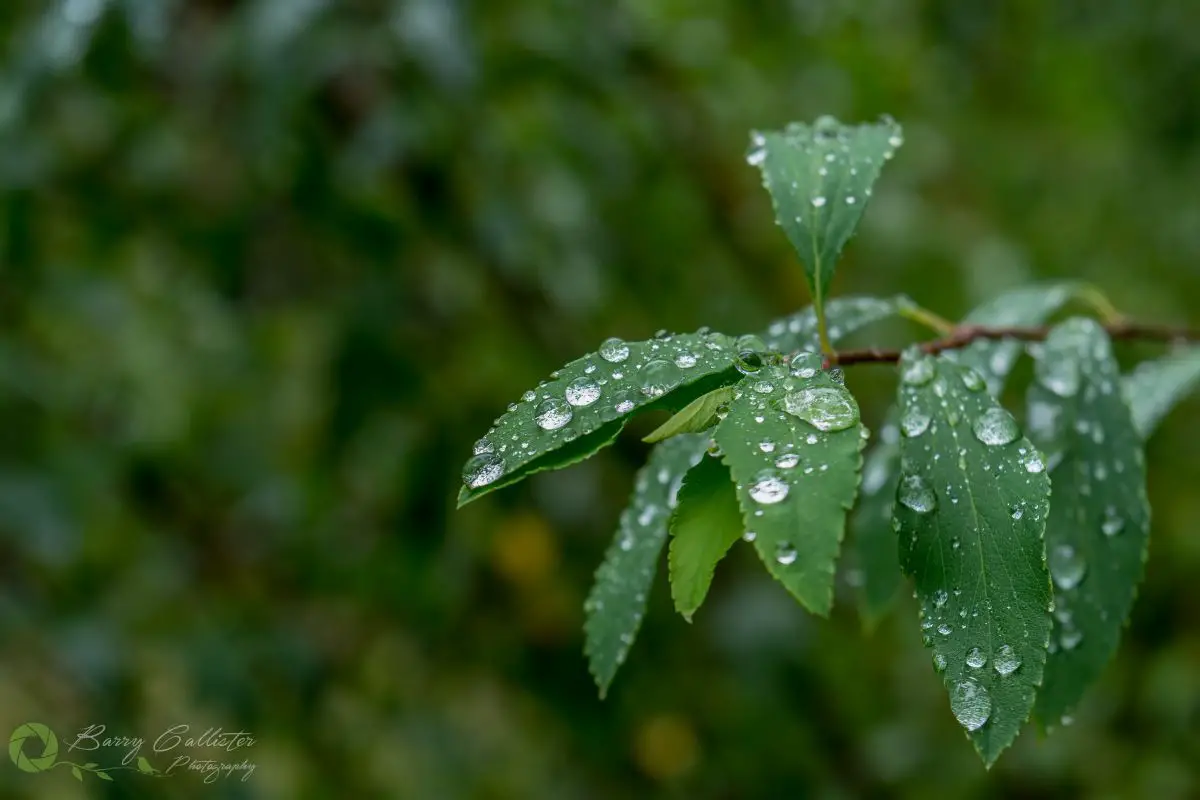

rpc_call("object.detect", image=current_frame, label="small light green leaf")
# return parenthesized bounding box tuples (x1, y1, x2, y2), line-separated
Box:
(763, 295, 910, 354)
(1122, 347, 1200, 440)
(894, 350, 1052, 767)
(584, 434, 708, 697)
(851, 283, 1079, 627)
(644, 387, 736, 443)
(459, 329, 741, 506)
(137, 755, 155, 774)
(97, 771, 113, 781)
(71, 765, 83, 782)
(668, 455, 744, 621)
(714, 358, 865, 615)
(749, 117, 903, 315)
(1027, 319, 1150, 726)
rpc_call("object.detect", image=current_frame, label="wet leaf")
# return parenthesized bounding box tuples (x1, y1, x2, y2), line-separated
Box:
(894, 350, 1052, 766)
(584, 434, 707, 697)
(713, 359, 865, 615)
(762, 295, 910, 354)
(1121, 347, 1200, 440)
(644, 387, 735, 443)
(749, 116, 902, 316)
(668, 455, 744, 621)
(1027, 319, 1150, 726)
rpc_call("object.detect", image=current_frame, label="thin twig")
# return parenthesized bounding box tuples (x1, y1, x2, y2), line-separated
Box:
(829, 321, 1200, 366)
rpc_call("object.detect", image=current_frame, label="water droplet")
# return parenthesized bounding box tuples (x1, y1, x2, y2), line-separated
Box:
(782, 387, 859, 431)
(1010, 504, 1024, 520)
(827, 367, 845, 385)
(775, 453, 800, 469)
(640, 359, 683, 397)
(933, 653, 947, 672)
(960, 368, 986, 392)
(845, 196, 857, 205)
(1024, 454, 1045, 473)
(937, 623, 952, 636)
(966, 647, 987, 669)
(901, 407, 931, 438)
(994, 644, 1021, 676)
(736, 334, 766, 352)
(522, 390, 537, 403)
(1049, 544, 1087, 590)
(742, 530, 757, 542)
(1036, 355, 1080, 398)
(565, 377, 601, 407)
(950, 679, 992, 731)
(759, 440, 776, 453)
(462, 453, 505, 488)
(734, 350, 764, 375)
(615, 398, 635, 414)
(933, 589, 949, 608)
(1101, 507, 1125, 537)
(901, 355, 936, 386)
(972, 407, 1020, 446)
(775, 541, 798, 565)
(790, 352, 821, 378)
(753, 380, 774, 394)
(675, 352, 698, 369)
(600, 337, 630, 363)
(472, 437, 494, 455)
(811, 196, 827, 208)
(897, 474, 937, 514)
(749, 471, 789, 505)
(1061, 625, 1083, 651)
(535, 398, 573, 430)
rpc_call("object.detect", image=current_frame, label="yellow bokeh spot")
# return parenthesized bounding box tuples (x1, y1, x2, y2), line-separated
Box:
(490, 512, 558, 587)
(632, 713, 699, 781)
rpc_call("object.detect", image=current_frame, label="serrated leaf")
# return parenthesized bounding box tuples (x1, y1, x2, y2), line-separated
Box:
(459, 330, 742, 506)
(1121, 347, 1200, 440)
(584, 434, 707, 697)
(894, 351, 1052, 767)
(713, 358, 865, 615)
(750, 116, 902, 314)
(763, 295, 910, 354)
(1025, 319, 1151, 726)
(644, 387, 735, 443)
(851, 283, 1079, 627)
(667, 455, 744, 621)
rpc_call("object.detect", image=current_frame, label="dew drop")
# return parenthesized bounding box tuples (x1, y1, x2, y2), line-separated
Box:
(734, 350, 764, 375)
(966, 647, 987, 669)
(1024, 454, 1045, 473)
(775, 453, 800, 469)
(950, 679, 992, 731)
(535, 398, 573, 430)
(790, 352, 821, 378)
(753, 380, 775, 394)
(1049, 544, 1087, 590)
(972, 407, 1020, 446)
(934, 653, 947, 672)
(1060, 627, 1083, 651)
(615, 398, 635, 415)
(901, 407, 931, 438)
(565, 376, 601, 407)
(811, 196, 827, 208)
(901, 355, 936, 386)
(960, 368, 986, 392)
(1010, 504, 1024, 520)
(1036, 354, 1080, 398)
(675, 352, 698, 369)
(1101, 507, 1125, 537)
(472, 437, 494, 455)
(994, 644, 1021, 676)
(775, 541, 798, 565)
(462, 453, 505, 488)
(828, 367, 845, 385)
(897, 474, 937, 514)
(759, 440, 776, 453)
(599, 337, 630, 363)
(933, 589, 949, 608)
(640, 359, 684, 397)
(749, 471, 789, 505)
(937, 623, 952, 636)
(782, 387, 860, 431)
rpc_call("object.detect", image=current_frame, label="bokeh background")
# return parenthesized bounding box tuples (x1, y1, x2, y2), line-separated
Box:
(1, 1, 1199, 797)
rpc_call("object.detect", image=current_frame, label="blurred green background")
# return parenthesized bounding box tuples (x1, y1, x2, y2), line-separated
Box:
(2, 1, 1199, 797)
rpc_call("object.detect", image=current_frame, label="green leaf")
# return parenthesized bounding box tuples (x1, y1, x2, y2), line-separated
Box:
(713, 356, 865, 615)
(137, 755, 155, 774)
(458, 329, 742, 506)
(762, 295, 910, 354)
(584, 433, 708, 697)
(749, 116, 903, 316)
(894, 350, 1052, 767)
(1122, 347, 1200, 440)
(644, 387, 735, 443)
(667, 455, 745, 621)
(850, 283, 1079, 627)
(1026, 319, 1151, 726)
(72, 765, 83, 782)
(97, 771, 113, 781)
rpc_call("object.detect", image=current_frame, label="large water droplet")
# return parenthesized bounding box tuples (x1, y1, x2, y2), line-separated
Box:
(472, 436, 494, 455)
(972, 407, 1020, 446)
(749, 471, 789, 505)
(775, 453, 800, 469)
(775, 541, 798, 565)
(1049, 544, 1087, 590)
(675, 352, 698, 369)
(535, 398, 573, 430)
(902, 355, 936, 386)
(950, 679, 992, 731)
(759, 439, 776, 453)
(640, 359, 683, 397)
(994, 644, 1021, 676)
(599, 337, 630, 363)
(565, 377, 601, 407)
(897, 474, 937, 514)
(1036, 354, 1080, 398)
(734, 350, 763, 375)
(462, 453, 506, 488)
(1101, 506, 1125, 537)
(790, 352, 821, 378)
(736, 334, 766, 352)
(782, 387, 859, 431)
(901, 407, 931, 438)
(966, 647, 987, 669)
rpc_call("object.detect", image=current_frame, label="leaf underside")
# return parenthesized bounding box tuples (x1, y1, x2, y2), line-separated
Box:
(894, 351, 1052, 767)
(1122, 347, 1200, 440)
(1027, 319, 1151, 726)
(714, 361, 865, 616)
(668, 455, 745, 620)
(763, 295, 910, 354)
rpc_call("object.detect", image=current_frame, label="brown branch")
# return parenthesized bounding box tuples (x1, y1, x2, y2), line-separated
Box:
(829, 320, 1200, 366)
